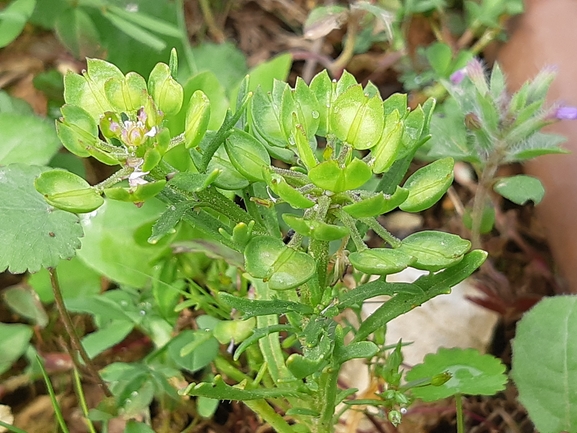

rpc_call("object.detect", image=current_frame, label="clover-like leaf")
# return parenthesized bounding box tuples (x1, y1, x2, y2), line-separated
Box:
(406, 347, 507, 401)
(399, 231, 470, 272)
(35, 169, 104, 213)
(0, 164, 83, 274)
(493, 175, 545, 205)
(244, 236, 315, 290)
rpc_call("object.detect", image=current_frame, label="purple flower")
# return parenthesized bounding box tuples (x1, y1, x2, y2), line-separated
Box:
(555, 106, 577, 120)
(450, 68, 467, 85)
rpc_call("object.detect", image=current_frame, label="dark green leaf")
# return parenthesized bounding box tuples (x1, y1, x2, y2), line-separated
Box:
(354, 250, 487, 342)
(0, 323, 32, 375)
(167, 330, 219, 373)
(0, 0, 36, 48)
(181, 375, 302, 400)
(220, 292, 313, 319)
(55, 7, 101, 59)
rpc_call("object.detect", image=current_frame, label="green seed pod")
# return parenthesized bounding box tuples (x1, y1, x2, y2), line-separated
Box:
(35, 169, 104, 213)
(224, 129, 271, 182)
(104, 72, 147, 113)
(56, 104, 98, 158)
(244, 236, 316, 290)
(371, 110, 403, 174)
(282, 214, 349, 241)
(184, 90, 211, 149)
(398, 230, 470, 272)
(330, 85, 384, 150)
(400, 157, 454, 212)
(349, 248, 415, 275)
(148, 62, 184, 116)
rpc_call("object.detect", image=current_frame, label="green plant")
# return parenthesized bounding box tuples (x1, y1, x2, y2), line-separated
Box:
(406, 347, 507, 433)
(0, 50, 489, 432)
(512, 296, 577, 433)
(423, 59, 567, 248)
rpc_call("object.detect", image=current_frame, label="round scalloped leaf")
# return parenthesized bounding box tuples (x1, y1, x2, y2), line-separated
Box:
(0, 164, 83, 274)
(406, 347, 507, 401)
(493, 175, 545, 205)
(35, 169, 103, 213)
(512, 296, 577, 433)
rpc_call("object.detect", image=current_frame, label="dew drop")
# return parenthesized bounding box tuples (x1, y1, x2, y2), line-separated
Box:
(169, 205, 176, 211)
(139, 310, 146, 316)
(130, 391, 139, 397)
(120, 300, 128, 307)
(288, 136, 296, 145)
(311, 111, 319, 119)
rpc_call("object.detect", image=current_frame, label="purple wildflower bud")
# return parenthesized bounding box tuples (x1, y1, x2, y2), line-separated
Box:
(555, 106, 577, 120)
(450, 68, 467, 84)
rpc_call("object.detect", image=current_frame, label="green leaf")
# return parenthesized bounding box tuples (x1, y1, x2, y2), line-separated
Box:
(0, 323, 32, 375)
(105, 5, 181, 38)
(197, 397, 219, 419)
(191, 42, 248, 94)
(343, 187, 409, 218)
(406, 347, 507, 400)
(81, 320, 134, 359)
(0, 112, 60, 165)
(335, 341, 379, 365)
(506, 132, 567, 162)
(493, 175, 545, 205)
(244, 236, 316, 290)
(167, 330, 219, 373)
(54, 7, 101, 59)
(102, 9, 166, 51)
(399, 230, 471, 272)
(0, 164, 83, 274)
(400, 157, 454, 212)
(512, 296, 577, 433)
(0, 0, 36, 48)
(233, 324, 297, 360)
(76, 198, 167, 287)
(425, 43, 453, 77)
(230, 53, 292, 102)
(182, 375, 302, 400)
(3, 286, 48, 327)
(35, 169, 104, 213)
(353, 250, 487, 342)
(220, 293, 313, 319)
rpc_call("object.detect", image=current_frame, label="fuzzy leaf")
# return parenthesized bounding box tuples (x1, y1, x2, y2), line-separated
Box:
(182, 375, 302, 400)
(0, 164, 83, 274)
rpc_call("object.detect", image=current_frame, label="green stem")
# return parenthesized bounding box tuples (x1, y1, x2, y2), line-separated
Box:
(48, 269, 112, 398)
(455, 393, 465, 433)
(336, 210, 367, 252)
(317, 365, 340, 433)
(360, 217, 401, 248)
(244, 400, 294, 433)
(73, 368, 97, 433)
(470, 160, 499, 250)
(93, 166, 132, 191)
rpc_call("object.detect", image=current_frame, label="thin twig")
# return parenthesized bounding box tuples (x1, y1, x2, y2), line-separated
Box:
(48, 268, 112, 398)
